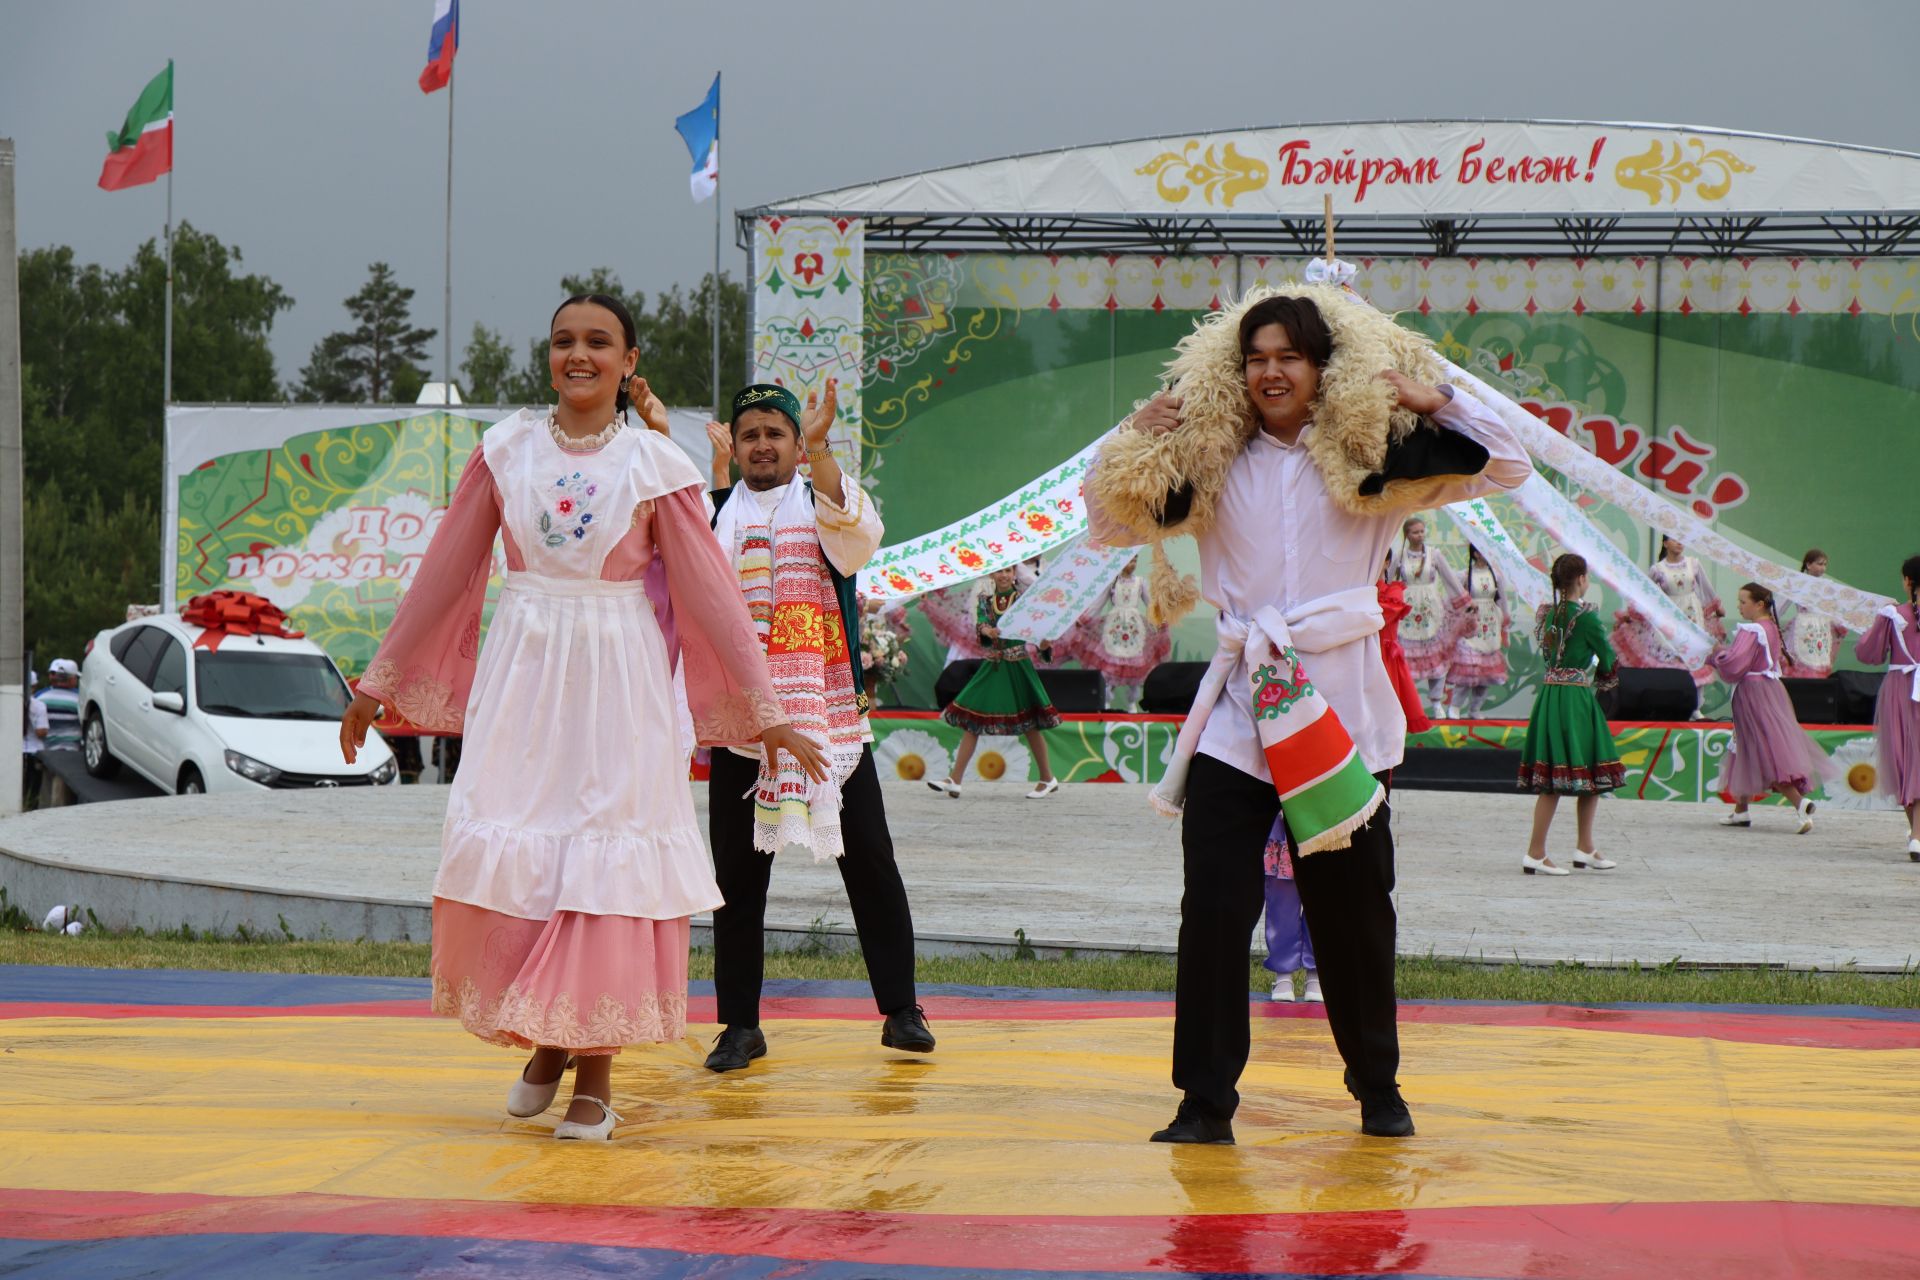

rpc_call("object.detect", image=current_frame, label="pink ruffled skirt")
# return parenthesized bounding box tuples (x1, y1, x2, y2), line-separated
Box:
(1723, 679, 1837, 796)
(429, 898, 690, 1055)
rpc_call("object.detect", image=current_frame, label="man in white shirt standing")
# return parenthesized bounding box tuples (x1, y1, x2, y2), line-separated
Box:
(1088, 283, 1532, 1142)
(702, 381, 934, 1073)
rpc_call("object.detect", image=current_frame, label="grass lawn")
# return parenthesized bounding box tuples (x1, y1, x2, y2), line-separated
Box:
(2, 931, 1916, 1007)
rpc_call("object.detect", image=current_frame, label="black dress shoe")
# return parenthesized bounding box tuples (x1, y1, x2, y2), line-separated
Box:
(704, 1025, 767, 1072)
(1360, 1091, 1416, 1138)
(881, 1004, 936, 1053)
(1149, 1098, 1235, 1145)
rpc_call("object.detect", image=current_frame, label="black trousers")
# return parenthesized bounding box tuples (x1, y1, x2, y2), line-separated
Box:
(1173, 752, 1401, 1119)
(708, 745, 918, 1027)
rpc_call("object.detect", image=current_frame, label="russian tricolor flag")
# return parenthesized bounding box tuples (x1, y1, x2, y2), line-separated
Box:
(419, 0, 458, 94)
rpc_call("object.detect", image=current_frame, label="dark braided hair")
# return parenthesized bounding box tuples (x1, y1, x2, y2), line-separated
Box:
(551, 293, 640, 416)
(1740, 582, 1783, 647)
(1903, 555, 1920, 614)
(1542, 553, 1588, 662)
(1466, 546, 1502, 606)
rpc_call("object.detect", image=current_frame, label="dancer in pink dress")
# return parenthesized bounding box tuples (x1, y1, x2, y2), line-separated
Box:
(1390, 516, 1463, 714)
(1854, 555, 1920, 861)
(1445, 546, 1510, 719)
(1613, 536, 1725, 696)
(1709, 583, 1833, 835)
(1782, 549, 1848, 679)
(340, 294, 823, 1141)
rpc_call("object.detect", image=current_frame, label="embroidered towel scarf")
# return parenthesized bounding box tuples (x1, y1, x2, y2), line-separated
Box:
(1152, 590, 1386, 855)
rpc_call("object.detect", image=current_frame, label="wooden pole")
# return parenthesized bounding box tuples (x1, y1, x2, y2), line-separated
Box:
(1323, 193, 1335, 264)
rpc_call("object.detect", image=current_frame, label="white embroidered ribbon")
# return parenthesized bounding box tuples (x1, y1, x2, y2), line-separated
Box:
(1443, 359, 1893, 634)
(1151, 586, 1382, 818)
(1442, 497, 1550, 614)
(1509, 473, 1714, 667)
(998, 538, 1140, 644)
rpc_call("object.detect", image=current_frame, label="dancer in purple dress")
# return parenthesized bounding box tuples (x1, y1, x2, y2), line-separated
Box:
(1709, 583, 1834, 835)
(1853, 554, 1920, 861)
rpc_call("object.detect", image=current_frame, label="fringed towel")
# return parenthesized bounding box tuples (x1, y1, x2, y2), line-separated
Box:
(1152, 589, 1386, 855)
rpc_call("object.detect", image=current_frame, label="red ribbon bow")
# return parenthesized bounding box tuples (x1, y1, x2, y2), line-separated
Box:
(180, 591, 306, 651)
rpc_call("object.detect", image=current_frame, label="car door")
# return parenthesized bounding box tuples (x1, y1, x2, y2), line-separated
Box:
(142, 634, 196, 789)
(103, 626, 166, 777)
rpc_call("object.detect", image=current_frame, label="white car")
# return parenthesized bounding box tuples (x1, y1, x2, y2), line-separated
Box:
(79, 615, 398, 794)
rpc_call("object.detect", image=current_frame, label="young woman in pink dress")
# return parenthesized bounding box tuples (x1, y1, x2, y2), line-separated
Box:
(340, 294, 824, 1140)
(1709, 583, 1833, 835)
(1854, 554, 1920, 861)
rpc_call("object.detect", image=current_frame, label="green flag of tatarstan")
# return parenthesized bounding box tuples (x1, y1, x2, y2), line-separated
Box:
(99, 62, 173, 192)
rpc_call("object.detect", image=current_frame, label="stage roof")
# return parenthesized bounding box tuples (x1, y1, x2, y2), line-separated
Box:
(741, 120, 1920, 257)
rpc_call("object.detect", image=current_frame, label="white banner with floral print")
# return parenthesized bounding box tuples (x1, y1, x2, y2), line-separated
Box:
(998, 538, 1140, 644)
(857, 429, 1113, 603)
(753, 216, 864, 476)
(1443, 496, 1551, 615)
(1446, 360, 1894, 633)
(1512, 473, 1714, 666)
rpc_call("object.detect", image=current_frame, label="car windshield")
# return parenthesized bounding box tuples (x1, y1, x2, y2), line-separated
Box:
(194, 650, 351, 720)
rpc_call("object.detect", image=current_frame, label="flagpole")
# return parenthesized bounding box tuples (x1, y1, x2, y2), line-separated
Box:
(710, 71, 722, 424)
(161, 58, 174, 606)
(443, 60, 454, 399)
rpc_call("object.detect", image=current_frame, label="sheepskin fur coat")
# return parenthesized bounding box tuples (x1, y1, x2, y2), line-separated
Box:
(1086, 282, 1493, 624)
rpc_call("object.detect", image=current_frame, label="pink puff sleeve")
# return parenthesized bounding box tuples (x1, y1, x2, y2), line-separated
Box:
(1708, 626, 1761, 682)
(1855, 611, 1897, 665)
(650, 484, 786, 747)
(357, 446, 499, 732)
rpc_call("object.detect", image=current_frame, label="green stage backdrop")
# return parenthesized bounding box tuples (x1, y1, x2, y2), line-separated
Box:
(858, 254, 1920, 717)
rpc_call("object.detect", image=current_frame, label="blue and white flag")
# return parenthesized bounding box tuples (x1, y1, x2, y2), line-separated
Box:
(674, 74, 719, 202)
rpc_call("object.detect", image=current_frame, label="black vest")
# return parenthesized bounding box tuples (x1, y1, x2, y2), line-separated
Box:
(710, 484, 869, 714)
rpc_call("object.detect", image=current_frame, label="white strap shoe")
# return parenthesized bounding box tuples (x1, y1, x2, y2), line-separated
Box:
(553, 1095, 622, 1141)
(1795, 797, 1816, 835)
(506, 1054, 574, 1118)
(1025, 778, 1060, 799)
(1522, 853, 1570, 876)
(927, 776, 962, 798)
(1907, 835, 1920, 863)
(1270, 973, 1296, 1002)
(1572, 850, 1617, 870)
(1718, 812, 1751, 827)
(1301, 970, 1324, 1003)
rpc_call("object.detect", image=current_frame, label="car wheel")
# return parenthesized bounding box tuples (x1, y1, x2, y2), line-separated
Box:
(83, 710, 120, 778)
(177, 765, 205, 796)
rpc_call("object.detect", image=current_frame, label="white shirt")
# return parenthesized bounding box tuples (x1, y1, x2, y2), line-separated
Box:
(1096, 385, 1531, 780)
(22, 697, 48, 755)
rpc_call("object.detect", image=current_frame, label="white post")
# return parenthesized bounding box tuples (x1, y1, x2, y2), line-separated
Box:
(710, 71, 722, 422)
(160, 149, 174, 607)
(0, 138, 25, 813)
(443, 64, 455, 396)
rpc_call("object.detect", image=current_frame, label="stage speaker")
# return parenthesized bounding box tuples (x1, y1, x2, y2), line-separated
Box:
(1781, 677, 1840, 727)
(1038, 668, 1107, 713)
(1141, 661, 1209, 714)
(1599, 667, 1698, 721)
(1833, 669, 1885, 725)
(934, 660, 983, 709)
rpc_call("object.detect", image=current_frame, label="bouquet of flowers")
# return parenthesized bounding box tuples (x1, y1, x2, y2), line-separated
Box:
(859, 610, 910, 704)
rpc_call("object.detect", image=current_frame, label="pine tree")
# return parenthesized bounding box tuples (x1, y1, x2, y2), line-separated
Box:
(297, 262, 436, 403)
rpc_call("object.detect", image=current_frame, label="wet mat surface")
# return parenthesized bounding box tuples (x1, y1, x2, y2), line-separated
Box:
(2, 966, 1917, 1278)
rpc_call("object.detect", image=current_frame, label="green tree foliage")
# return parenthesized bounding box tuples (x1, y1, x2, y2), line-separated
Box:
(17, 224, 290, 666)
(296, 262, 435, 403)
(479, 270, 746, 410)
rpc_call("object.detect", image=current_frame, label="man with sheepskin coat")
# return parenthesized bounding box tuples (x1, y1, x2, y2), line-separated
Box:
(1086, 275, 1531, 1141)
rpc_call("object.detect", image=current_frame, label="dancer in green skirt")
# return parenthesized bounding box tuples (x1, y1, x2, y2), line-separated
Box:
(1518, 553, 1625, 876)
(932, 566, 1062, 798)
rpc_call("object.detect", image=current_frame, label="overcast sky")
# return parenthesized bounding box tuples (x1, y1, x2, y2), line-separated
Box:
(4, 0, 1915, 388)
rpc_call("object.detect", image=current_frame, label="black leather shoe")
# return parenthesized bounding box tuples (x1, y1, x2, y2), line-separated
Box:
(1149, 1098, 1235, 1145)
(1360, 1091, 1416, 1138)
(704, 1025, 767, 1072)
(881, 1004, 936, 1053)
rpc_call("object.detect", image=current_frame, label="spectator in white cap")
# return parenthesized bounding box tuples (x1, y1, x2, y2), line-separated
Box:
(35, 660, 83, 753)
